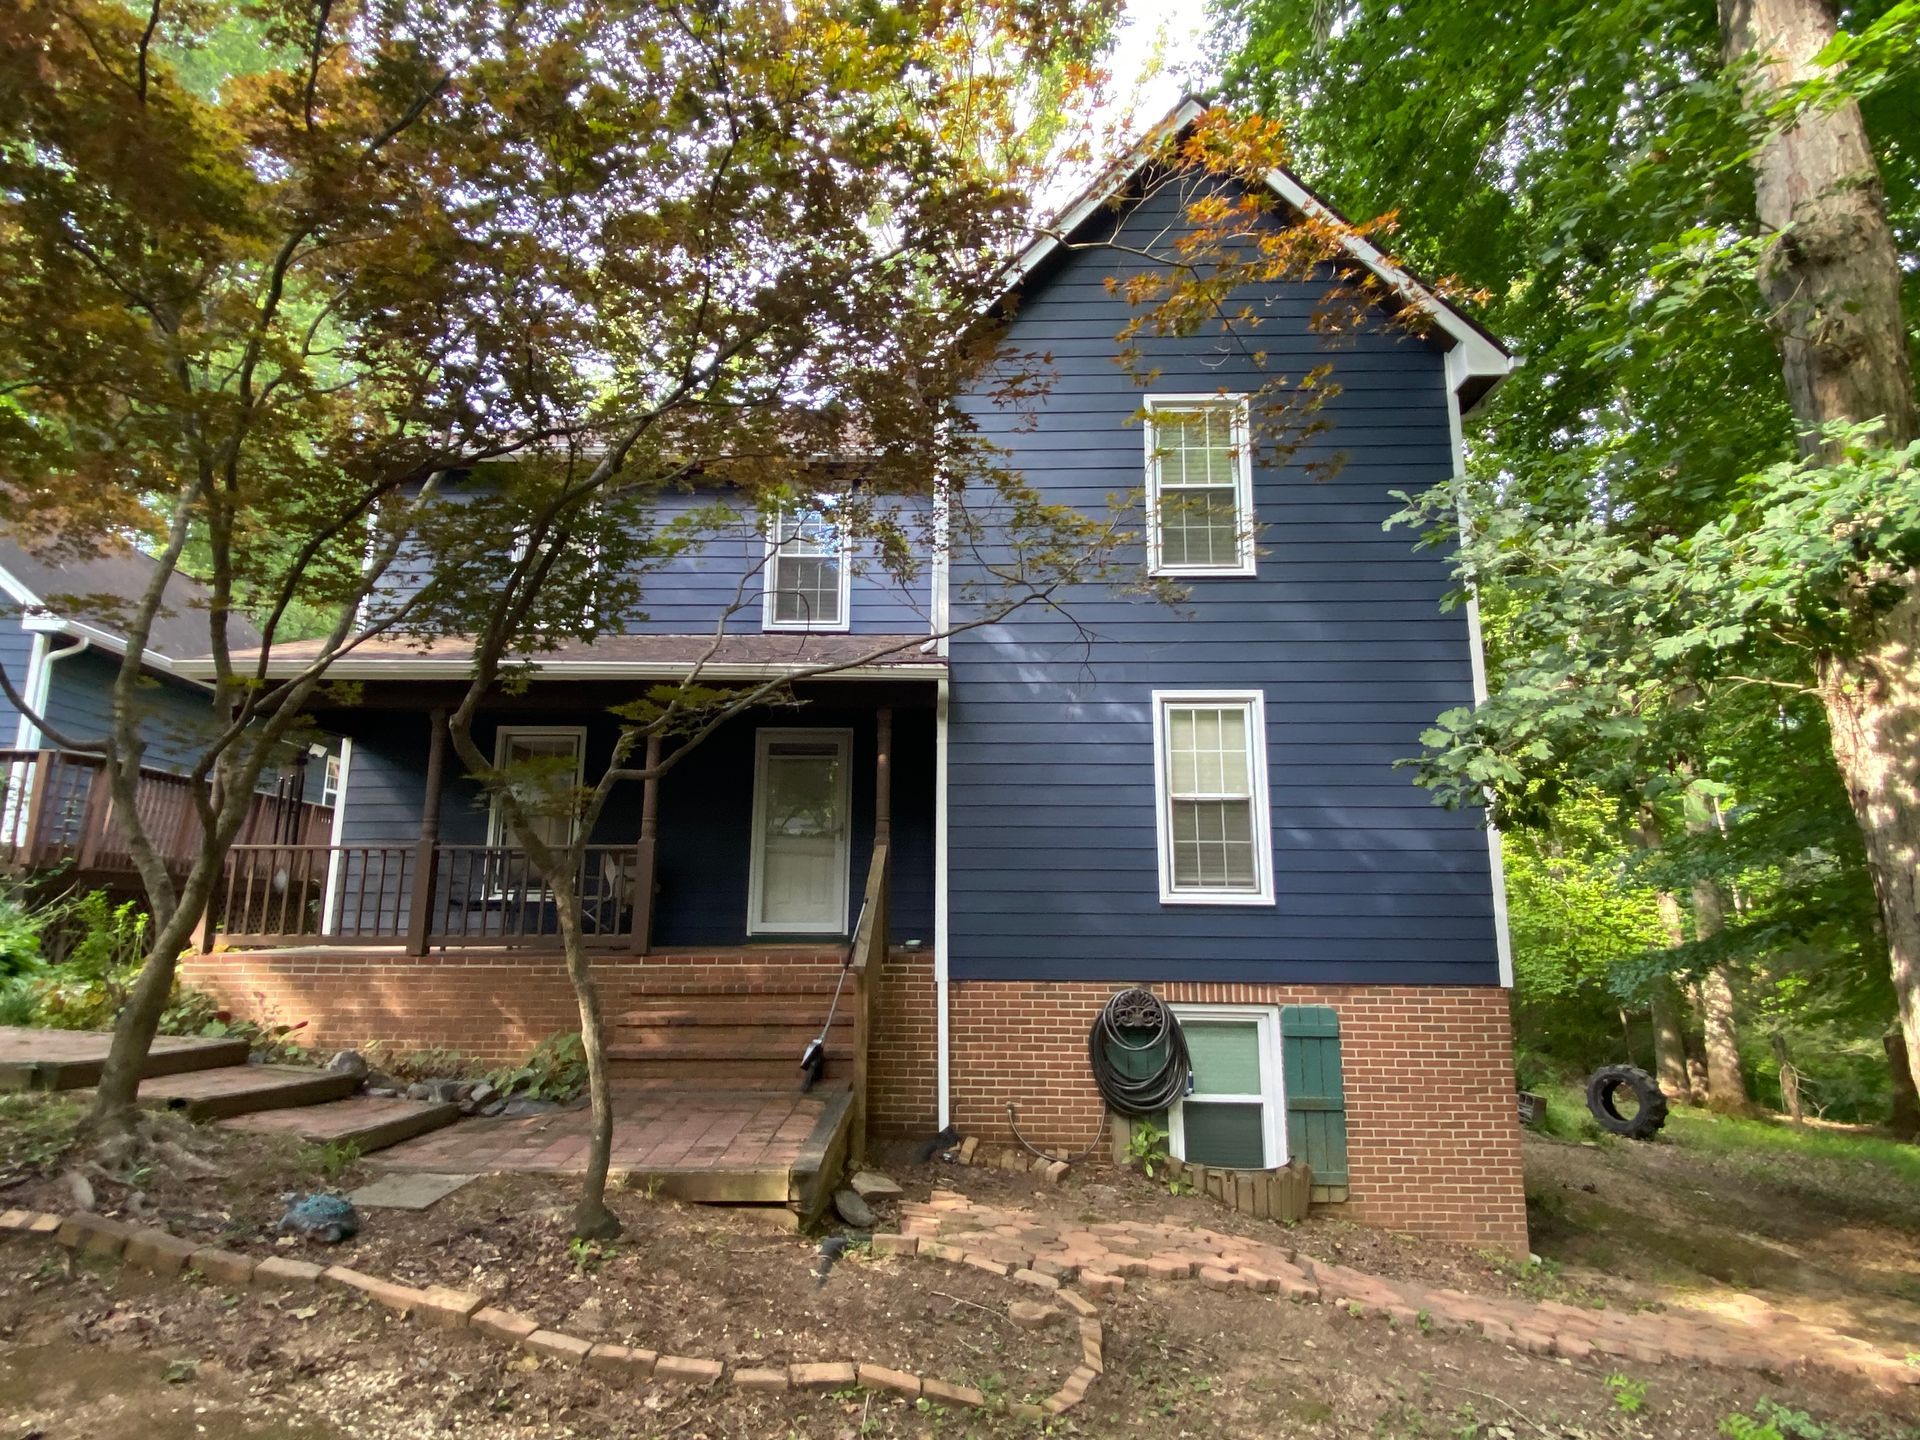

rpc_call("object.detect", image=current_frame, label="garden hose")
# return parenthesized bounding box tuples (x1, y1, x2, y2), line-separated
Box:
(1007, 987, 1193, 1165)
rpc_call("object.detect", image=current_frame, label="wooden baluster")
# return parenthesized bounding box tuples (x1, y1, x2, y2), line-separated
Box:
(406, 711, 447, 955)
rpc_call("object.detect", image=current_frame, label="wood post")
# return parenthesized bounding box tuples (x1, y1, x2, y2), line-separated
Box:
(629, 732, 661, 955)
(405, 709, 448, 956)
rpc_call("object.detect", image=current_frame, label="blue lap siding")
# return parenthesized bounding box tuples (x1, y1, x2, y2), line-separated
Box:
(947, 181, 1499, 987)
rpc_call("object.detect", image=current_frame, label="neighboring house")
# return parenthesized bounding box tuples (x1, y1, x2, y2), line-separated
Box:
(0, 532, 332, 890)
(178, 101, 1526, 1251)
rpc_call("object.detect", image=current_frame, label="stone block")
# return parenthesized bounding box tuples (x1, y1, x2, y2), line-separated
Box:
(1057, 1288, 1099, 1318)
(790, 1361, 857, 1389)
(1042, 1161, 1069, 1185)
(418, 1285, 486, 1329)
(253, 1256, 326, 1288)
(921, 1377, 987, 1409)
(26, 1213, 61, 1236)
(1011, 1267, 1059, 1291)
(57, 1214, 130, 1258)
(871, 1233, 917, 1258)
(1081, 1271, 1126, 1296)
(587, 1342, 656, 1378)
(1008, 1300, 1060, 1331)
(857, 1363, 922, 1398)
(523, 1329, 593, 1364)
(731, 1366, 788, 1392)
(323, 1265, 425, 1315)
(654, 1355, 723, 1385)
(472, 1306, 539, 1343)
(191, 1247, 258, 1288)
(961, 1252, 1009, 1278)
(123, 1229, 200, 1276)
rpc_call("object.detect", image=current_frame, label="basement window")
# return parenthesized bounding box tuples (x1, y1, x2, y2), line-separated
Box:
(1169, 1005, 1285, 1171)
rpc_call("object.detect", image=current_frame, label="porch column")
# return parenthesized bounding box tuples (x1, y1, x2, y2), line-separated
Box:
(405, 708, 447, 956)
(627, 731, 661, 955)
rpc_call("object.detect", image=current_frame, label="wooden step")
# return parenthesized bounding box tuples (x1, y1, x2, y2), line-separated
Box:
(613, 1004, 853, 1030)
(0, 1025, 250, 1092)
(607, 1023, 848, 1053)
(129, 1064, 360, 1121)
(608, 1055, 851, 1091)
(221, 1095, 461, 1154)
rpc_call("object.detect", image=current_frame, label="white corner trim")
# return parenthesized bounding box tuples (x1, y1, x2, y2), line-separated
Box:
(0, 563, 40, 610)
(319, 737, 354, 937)
(934, 675, 951, 1128)
(11, 628, 47, 749)
(1149, 688, 1276, 906)
(1142, 394, 1258, 579)
(1445, 356, 1515, 989)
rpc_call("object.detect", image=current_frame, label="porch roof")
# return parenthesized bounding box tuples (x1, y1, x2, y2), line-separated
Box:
(174, 631, 946, 682)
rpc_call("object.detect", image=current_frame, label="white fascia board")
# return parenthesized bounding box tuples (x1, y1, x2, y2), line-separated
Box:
(0, 563, 41, 609)
(171, 654, 948, 683)
(15, 613, 208, 688)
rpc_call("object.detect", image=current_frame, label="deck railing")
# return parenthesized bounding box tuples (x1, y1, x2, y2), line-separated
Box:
(0, 749, 330, 880)
(848, 841, 889, 1169)
(215, 841, 652, 951)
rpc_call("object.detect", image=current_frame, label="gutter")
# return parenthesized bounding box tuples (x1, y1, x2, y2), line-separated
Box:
(16, 633, 89, 749)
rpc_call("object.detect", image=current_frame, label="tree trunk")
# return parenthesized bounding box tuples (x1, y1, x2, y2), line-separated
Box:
(1637, 809, 1696, 1103)
(1649, 975, 1694, 1104)
(1720, 0, 1920, 1093)
(552, 877, 621, 1242)
(1685, 844, 1752, 1114)
(89, 863, 221, 1136)
(1888, 1029, 1920, 1142)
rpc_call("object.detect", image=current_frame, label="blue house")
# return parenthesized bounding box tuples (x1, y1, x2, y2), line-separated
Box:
(184, 102, 1527, 1250)
(0, 533, 333, 889)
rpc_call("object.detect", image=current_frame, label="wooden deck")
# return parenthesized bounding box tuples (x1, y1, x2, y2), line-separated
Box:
(372, 1084, 856, 1222)
(0, 1025, 248, 1091)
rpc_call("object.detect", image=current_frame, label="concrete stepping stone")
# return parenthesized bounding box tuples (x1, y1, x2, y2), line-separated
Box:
(348, 1171, 480, 1210)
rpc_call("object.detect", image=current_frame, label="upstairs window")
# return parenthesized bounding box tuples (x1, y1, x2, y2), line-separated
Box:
(764, 505, 851, 632)
(1144, 396, 1256, 576)
(1152, 690, 1274, 905)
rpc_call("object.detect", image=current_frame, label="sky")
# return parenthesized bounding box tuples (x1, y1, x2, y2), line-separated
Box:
(1108, 0, 1217, 125)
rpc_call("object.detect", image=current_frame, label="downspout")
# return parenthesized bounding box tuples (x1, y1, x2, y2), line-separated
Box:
(1446, 348, 1514, 989)
(935, 672, 951, 1128)
(21, 633, 89, 748)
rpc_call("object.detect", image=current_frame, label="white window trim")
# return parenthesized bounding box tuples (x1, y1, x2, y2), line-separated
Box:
(319, 753, 342, 809)
(1143, 393, 1257, 578)
(1167, 1003, 1288, 1170)
(746, 726, 854, 937)
(487, 725, 587, 848)
(1150, 688, 1276, 905)
(762, 504, 853, 633)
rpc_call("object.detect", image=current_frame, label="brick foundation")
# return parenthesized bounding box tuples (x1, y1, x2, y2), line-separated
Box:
(184, 950, 1526, 1253)
(942, 981, 1527, 1255)
(179, 947, 852, 1066)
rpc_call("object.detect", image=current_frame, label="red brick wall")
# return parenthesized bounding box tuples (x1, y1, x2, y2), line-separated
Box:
(943, 981, 1527, 1255)
(870, 948, 937, 1135)
(179, 948, 850, 1065)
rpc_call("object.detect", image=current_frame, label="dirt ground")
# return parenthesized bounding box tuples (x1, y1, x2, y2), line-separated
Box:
(4, 1111, 1919, 1439)
(1523, 1125, 1920, 1354)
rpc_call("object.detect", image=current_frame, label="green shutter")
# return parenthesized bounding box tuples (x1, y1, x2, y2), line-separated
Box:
(1281, 1005, 1349, 1188)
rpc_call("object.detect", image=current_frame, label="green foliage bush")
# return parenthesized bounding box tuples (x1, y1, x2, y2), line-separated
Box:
(491, 1031, 588, 1102)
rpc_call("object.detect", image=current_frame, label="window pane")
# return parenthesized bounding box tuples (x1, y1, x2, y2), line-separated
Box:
(1158, 488, 1240, 569)
(1153, 405, 1242, 571)
(1171, 798, 1257, 890)
(1185, 1020, 1263, 1095)
(1183, 1101, 1265, 1169)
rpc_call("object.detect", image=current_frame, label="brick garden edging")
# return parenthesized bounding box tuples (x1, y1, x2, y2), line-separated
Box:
(899, 1190, 1920, 1396)
(0, 1206, 1104, 1420)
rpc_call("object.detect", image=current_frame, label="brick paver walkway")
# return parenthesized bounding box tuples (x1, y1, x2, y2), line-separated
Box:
(374, 1089, 834, 1175)
(901, 1191, 1919, 1394)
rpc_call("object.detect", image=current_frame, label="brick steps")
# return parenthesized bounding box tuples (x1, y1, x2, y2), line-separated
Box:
(0, 1025, 250, 1092)
(220, 1094, 462, 1153)
(128, 1063, 360, 1121)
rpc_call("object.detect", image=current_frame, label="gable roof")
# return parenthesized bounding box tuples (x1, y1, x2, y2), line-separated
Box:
(0, 530, 259, 679)
(997, 97, 1514, 413)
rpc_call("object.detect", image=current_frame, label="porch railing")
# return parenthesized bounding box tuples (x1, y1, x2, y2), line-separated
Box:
(214, 841, 653, 951)
(849, 841, 889, 1169)
(0, 748, 330, 879)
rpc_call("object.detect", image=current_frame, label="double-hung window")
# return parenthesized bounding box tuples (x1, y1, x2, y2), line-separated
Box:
(1152, 690, 1274, 904)
(1168, 1005, 1286, 1170)
(1144, 395, 1255, 576)
(763, 505, 851, 632)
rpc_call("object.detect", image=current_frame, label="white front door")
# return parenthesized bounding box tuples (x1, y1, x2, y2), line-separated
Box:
(748, 729, 852, 935)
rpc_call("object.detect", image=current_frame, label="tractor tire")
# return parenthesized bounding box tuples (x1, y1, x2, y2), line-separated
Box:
(1585, 1064, 1669, 1140)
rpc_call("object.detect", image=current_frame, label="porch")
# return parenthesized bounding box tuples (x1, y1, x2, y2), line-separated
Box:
(0, 746, 331, 891)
